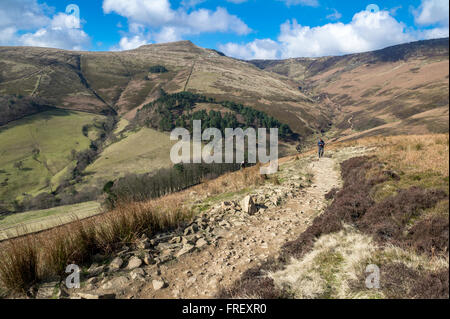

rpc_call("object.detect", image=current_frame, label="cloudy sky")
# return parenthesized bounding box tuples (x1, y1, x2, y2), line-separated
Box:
(0, 0, 448, 59)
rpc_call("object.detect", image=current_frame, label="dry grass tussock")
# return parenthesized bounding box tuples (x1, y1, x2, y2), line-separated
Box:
(269, 225, 379, 299)
(332, 134, 449, 177)
(269, 226, 449, 299)
(196, 163, 265, 196)
(0, 165, 264, 293)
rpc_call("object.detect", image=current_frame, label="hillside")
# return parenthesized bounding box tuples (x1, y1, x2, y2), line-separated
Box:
(2, 38, 448, 140)
(2, 38, 447, 143)
(0, 109, 105, 203)
(0, 41, 327, 137)
(251, 38, 449, 140)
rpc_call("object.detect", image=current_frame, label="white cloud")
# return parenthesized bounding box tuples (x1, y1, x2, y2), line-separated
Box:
(0, 27, 18, 44)
(18, 13, 90, 50)
(181, 7, 250, 35)
(20, 28, 89, 51)
(220, 9, 418, 59)
(419, 26, 449, 39)
(181, 0, 207, 8)
(279, 11, 414, 58)
(0, 0, 50, 31)
(113, 35, 149, 51)
(414, 0, 449, 26)
(103, 0, 251, 47)
(413, 0, 449, 40)
(103, 0, 174, 27)
(0, 0, 90, 50)
(154, 26, 182, 43)
(219, 39, 279, 60)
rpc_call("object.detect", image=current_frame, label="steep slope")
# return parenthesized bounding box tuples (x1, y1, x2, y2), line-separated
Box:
(251, 38, 449, 139)
(0, 41, 329, 138)
(0, 47, 115, 115)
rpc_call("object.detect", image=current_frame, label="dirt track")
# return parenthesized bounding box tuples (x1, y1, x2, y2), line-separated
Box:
(63, 147, 369, 299)
(131, 156, 341, 299)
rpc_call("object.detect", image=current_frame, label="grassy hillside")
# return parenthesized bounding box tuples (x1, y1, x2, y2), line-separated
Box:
(0, 47, 114, 115)
(1, 39, 448, 141)
(0, 109, 105, 206)
(81, 127, 176, 190)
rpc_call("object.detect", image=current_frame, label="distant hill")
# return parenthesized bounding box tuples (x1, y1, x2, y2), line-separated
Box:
(250, 38, 449, 140)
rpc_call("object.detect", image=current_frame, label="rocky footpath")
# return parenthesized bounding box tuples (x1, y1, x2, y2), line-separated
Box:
(59, 181, 303, 298)
(33, 148, 368, 299)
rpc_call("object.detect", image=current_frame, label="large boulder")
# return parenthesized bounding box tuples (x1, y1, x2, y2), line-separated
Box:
(241, 195, 257, 215)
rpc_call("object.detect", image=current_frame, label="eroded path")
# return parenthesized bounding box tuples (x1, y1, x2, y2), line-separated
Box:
(64, 148, 370, 300)
(133, 156, 341, 299)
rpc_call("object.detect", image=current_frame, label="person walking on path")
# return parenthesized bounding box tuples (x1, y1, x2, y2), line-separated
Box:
(318, 138, 325, 159)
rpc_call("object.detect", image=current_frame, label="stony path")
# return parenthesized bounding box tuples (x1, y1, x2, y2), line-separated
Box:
(33, 147, 369, 300)
(132, 156, 341, 299)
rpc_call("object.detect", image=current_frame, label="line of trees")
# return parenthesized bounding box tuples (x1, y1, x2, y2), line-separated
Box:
(104, 162, 241, 209)
(135, 91, 294, 138)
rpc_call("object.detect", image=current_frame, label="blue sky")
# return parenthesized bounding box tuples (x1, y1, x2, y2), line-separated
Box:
(0, 0, 448, 59)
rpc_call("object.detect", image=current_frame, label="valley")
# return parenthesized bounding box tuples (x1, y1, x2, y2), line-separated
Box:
(0, 38, 448, 299)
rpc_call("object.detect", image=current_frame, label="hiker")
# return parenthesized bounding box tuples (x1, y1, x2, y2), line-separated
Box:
(318, 138, 325, 159)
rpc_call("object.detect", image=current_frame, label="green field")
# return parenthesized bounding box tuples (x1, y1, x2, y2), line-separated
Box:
(0, 109, 105, 204)
(0, 201, 101, 241)
(81, 126, 176, 189)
